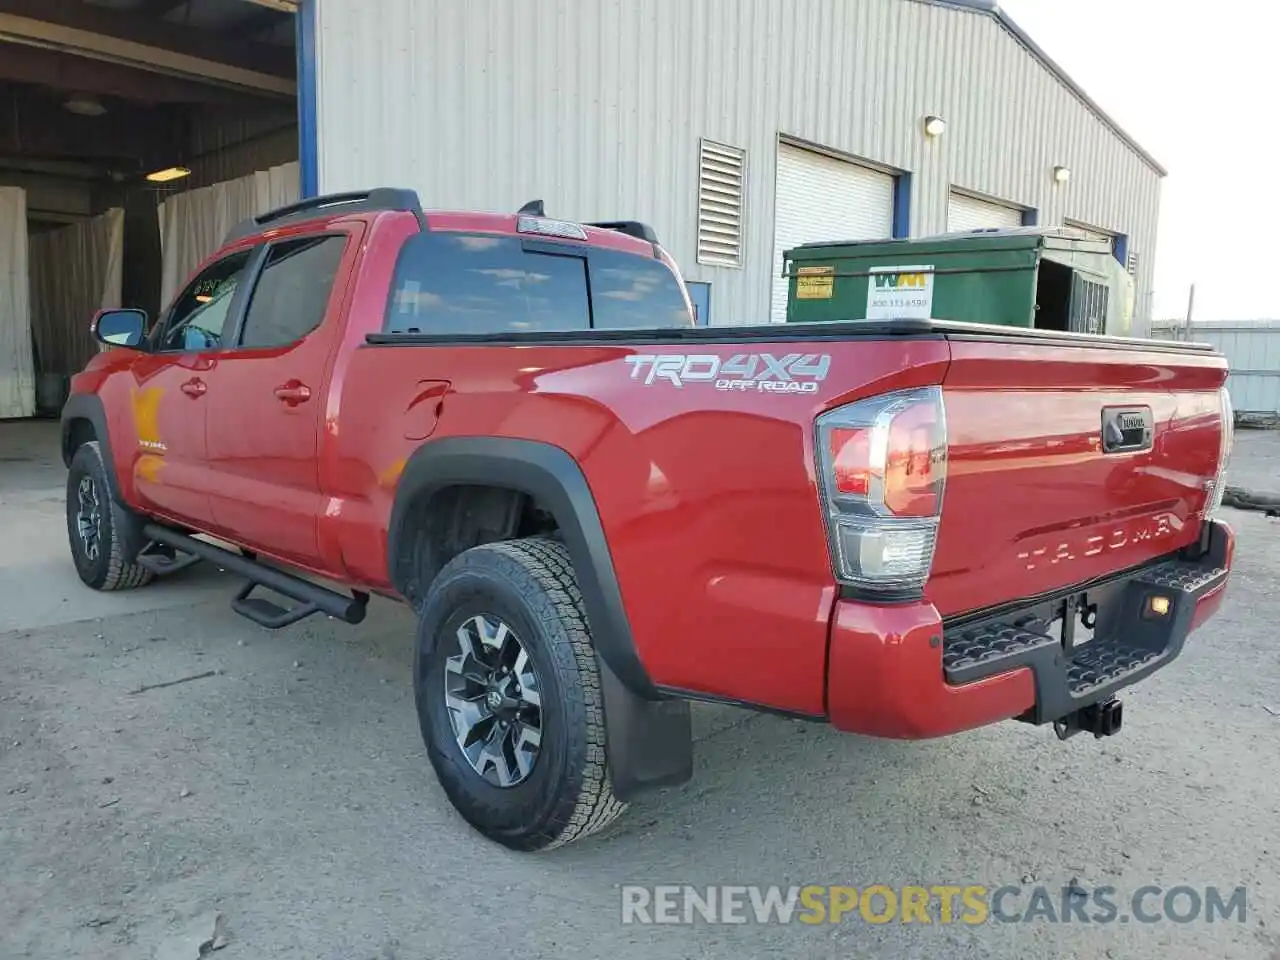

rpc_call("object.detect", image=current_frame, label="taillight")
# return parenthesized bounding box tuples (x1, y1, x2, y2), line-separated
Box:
(816, 387, 947, 595)
(1207, 386, 1234, 515)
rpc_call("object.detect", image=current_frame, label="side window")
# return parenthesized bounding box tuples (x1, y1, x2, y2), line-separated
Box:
(385, 234, 589, 334)
(588, 249, 695, 329)
(156, 250, 253, 352)
(239, 235, 347, 349)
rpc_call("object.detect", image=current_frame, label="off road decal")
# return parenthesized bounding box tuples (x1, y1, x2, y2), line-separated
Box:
(625, 353, 831, 394)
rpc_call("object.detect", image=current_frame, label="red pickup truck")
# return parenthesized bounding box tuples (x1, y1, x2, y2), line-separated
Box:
(64, 189, 1235, 851)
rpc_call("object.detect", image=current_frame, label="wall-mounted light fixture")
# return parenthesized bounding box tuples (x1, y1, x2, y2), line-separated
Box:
(1053, 165, 1072, 184)
(923, 115, 947, 138)
(146, 166, 192, 183)
(64, 94, 107, 117)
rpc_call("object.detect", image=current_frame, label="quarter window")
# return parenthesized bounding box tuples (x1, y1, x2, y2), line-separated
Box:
(588, 248, 694, 329)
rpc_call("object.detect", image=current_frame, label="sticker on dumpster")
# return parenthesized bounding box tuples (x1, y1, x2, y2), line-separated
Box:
(795, 265, 835, 300)
(866, 265, 934, 319)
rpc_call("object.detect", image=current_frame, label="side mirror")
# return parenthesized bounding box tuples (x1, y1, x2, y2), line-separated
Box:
(92, 308, 147, 349)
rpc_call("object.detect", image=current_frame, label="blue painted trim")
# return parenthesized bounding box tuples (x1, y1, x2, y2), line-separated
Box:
(1113, 233, 1129, 268)
(892, 172, 912, 239)
(1021, 207, 1039, 227)
(296, 0, 319, 198)
(686, 281, 711, 326)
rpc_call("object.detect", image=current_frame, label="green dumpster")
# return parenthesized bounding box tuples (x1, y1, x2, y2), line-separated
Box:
(784, 227, 1135, 336)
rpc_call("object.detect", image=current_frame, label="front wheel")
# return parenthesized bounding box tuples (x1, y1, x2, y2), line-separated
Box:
(65, 441, 153, 592)
(414, 538, 626, 850)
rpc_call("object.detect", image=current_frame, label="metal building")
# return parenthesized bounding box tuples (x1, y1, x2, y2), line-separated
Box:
(307, 0, 1164, 327)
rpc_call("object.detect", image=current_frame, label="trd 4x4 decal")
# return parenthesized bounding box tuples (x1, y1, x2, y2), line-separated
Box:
(625, 353, 832, 394)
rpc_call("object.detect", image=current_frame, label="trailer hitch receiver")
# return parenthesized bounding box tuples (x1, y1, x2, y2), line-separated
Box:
(1053, 698, 1123, 741)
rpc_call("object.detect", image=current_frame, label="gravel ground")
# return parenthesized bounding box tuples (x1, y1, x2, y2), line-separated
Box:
(1, 419, 1277, 960)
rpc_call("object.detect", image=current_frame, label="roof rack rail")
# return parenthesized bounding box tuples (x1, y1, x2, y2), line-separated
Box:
(224, 187, 426, 244)
(585, 220, 661, 245)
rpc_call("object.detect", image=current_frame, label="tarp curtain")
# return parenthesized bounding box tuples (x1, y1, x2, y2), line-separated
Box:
(0, 187, 35, 420)
(28, 207, 125, 377)
(158, 161, 300, 306)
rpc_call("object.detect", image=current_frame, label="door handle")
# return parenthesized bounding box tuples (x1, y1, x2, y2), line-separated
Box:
(181, 378, 207, 398)
(274, 380, 312, 406)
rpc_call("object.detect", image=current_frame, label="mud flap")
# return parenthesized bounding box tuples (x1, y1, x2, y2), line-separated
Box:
(597, 654, 692, 801)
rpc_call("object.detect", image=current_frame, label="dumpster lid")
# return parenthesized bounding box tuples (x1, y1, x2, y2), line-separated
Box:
(786, 226, 1110, 260)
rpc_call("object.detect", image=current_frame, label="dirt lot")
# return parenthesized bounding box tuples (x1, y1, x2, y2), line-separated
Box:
(1, 420, 1277, 960)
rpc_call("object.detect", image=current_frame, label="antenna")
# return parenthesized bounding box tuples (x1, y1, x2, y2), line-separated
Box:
(516, 199, 545, 216)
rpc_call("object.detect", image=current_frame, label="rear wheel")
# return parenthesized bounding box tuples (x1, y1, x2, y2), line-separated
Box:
(414, 537, 625, 850)
(65, 441, 153, 592)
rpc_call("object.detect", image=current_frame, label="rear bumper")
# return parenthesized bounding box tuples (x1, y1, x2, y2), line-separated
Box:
(826, 520, 1234, 739)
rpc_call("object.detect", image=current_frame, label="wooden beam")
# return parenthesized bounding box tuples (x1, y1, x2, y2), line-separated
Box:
(0, 0, 294, 78)
(138, 0, 190, 19)
(0, 10, 295, 97)
(0, 44, 265, 105)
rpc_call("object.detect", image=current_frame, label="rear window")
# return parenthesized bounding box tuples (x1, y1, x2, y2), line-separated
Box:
(384, 232, 691, 334)
(587, 248, 695, 329)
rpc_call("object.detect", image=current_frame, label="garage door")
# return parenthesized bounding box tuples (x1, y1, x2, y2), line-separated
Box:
(946, 190, 1024, 232)
(772, 143, 894, 322)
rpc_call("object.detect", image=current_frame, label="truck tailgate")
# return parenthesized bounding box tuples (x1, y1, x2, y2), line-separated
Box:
(929, 336, 1228, 618)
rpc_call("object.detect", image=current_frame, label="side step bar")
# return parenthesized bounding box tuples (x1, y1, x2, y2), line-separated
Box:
(136, 540, 203, 577)
(141, 524, 368, 629)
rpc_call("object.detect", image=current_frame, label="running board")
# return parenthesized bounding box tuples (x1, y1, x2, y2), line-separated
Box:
(140, 524, 369, 629)
(136, 539, 203, 577)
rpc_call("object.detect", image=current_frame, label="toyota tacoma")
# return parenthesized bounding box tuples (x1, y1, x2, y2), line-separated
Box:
(62, 189, 1235, 850)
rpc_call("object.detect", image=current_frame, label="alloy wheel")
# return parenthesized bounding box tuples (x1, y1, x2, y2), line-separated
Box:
(444, 613, 544, 787)
(75, 475, 102, 562)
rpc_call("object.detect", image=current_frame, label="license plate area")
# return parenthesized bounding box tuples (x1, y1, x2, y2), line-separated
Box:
(1016, 578, 1129, 654)
(1046, 593, 1096, 652)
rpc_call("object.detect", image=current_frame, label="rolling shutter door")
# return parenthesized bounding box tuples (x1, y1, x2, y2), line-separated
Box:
(771, 143, 894, 322)
(946, 190, 1023, 232)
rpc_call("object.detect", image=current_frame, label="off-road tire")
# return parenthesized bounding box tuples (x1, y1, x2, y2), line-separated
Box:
(415, 537, 626, 850)
(66, 441, 153, 592)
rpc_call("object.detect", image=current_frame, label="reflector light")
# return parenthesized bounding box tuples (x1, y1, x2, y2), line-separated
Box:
(830, 427, 871, 496)
(1207, 387, 1234, 516)
(884, 400, 945, 517)
(815, 387, 948, 594)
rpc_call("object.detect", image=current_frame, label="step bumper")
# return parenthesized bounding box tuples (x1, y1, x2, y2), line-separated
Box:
(826, 520, 1234, 739)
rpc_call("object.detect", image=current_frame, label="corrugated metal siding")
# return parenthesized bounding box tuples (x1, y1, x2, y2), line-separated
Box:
(1151, 321, 1280, 414)
(315, 0, 1162, 326)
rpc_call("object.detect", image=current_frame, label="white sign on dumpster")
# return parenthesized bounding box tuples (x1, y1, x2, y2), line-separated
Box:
(866, 265, 934, 319)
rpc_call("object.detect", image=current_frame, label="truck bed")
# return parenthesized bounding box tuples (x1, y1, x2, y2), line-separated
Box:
(347, 319, 1228, 716)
